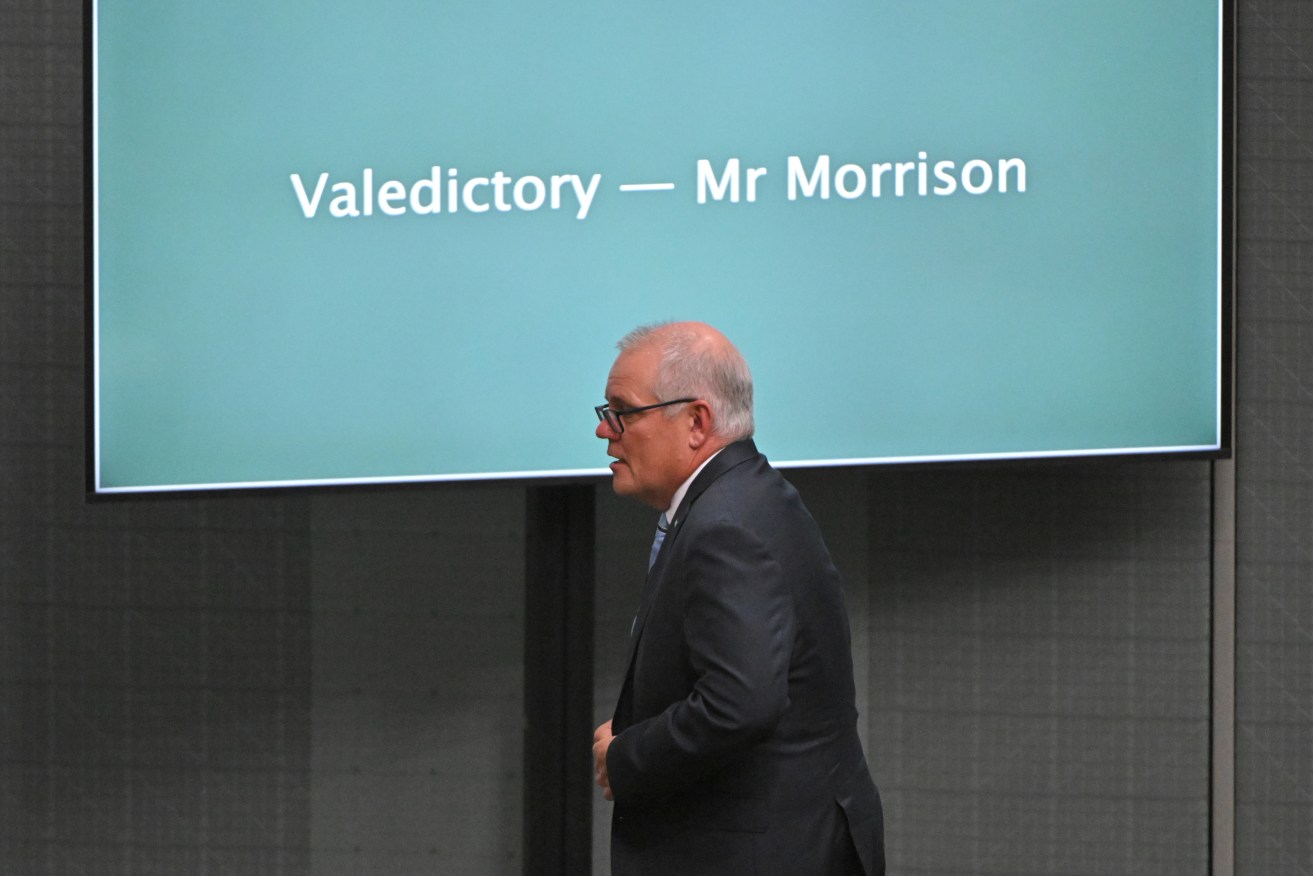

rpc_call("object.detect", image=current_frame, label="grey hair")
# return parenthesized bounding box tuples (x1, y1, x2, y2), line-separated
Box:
(618, 322, 755, 441)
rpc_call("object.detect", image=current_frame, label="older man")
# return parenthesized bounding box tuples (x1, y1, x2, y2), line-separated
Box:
(592, 321, 885, 876)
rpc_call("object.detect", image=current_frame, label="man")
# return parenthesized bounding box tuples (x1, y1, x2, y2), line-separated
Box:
(592, 321, 885, 876)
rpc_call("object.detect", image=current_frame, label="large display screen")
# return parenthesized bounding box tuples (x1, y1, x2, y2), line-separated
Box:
(88, 1, 1231, 494)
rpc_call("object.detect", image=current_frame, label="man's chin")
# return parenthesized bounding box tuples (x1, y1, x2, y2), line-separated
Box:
(609, 463, 633, 495)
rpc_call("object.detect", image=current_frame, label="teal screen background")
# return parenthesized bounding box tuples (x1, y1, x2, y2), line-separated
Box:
(92, 1, 1224, 491)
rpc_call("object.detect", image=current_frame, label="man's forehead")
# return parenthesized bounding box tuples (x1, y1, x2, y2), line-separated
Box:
(605, 346, 659, 399)
(604, 373, 646, 405)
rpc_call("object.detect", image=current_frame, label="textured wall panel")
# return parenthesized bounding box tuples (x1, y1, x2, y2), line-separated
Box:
(1235, 2, 1313, 873)
(868, 464, 1213, 875)
(309, 489, 524, 876)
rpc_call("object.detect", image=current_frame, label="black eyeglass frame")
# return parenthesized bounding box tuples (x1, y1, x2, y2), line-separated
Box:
(595, 398, 697, 435)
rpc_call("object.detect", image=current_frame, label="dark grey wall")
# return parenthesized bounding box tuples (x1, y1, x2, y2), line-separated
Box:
(1234, 2, 1313, 872)
(3, 2, 1310, 875)
(865, 464, 1213, 874)
(308, 489, 524, 874)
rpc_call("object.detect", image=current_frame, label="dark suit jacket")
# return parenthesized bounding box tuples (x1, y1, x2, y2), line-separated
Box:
(607, 439, 885, 876)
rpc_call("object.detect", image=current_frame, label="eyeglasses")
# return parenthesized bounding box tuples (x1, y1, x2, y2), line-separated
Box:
(595, 398, 696, 435)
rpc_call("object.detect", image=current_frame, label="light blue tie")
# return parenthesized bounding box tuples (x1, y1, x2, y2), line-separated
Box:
(648, 513, 670, 571)
(635, 513, 671, 637)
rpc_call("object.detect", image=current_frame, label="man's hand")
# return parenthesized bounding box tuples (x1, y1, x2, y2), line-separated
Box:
(593, 720, 615, 800)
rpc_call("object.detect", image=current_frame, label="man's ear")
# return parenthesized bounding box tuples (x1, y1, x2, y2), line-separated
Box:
(686, 400, 714, 450)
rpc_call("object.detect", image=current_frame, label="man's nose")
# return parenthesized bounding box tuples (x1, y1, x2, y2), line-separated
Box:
(596, 418, 619, 440)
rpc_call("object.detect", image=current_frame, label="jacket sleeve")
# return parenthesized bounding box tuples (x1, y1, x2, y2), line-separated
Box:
(606, 517, 796, 802)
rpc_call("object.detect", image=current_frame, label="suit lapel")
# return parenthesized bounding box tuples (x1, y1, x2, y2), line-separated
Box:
(628, 439, 757, 645)
(612, 440, 761, 726)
